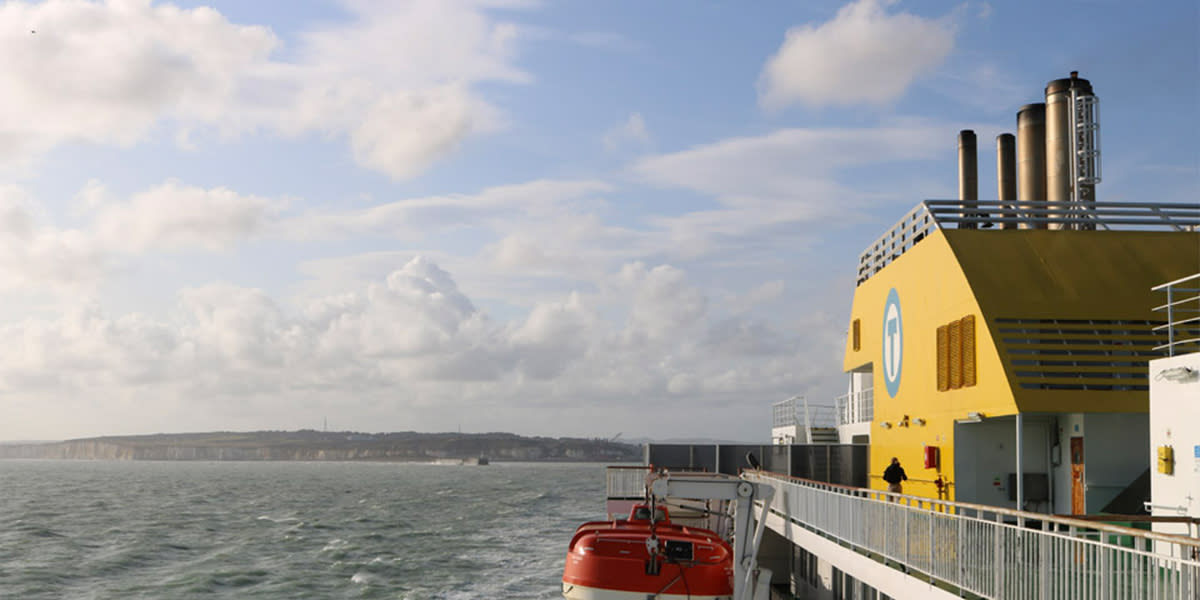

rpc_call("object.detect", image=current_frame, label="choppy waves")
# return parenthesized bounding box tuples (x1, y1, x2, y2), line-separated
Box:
(0, 460, 605, 598)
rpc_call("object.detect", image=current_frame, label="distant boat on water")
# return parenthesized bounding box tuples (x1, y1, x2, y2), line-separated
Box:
(432, 455, 490, 466)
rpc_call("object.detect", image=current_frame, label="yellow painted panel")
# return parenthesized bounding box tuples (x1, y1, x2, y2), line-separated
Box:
(843, 230, 1012, 500)
(844, 227, 1199, 500)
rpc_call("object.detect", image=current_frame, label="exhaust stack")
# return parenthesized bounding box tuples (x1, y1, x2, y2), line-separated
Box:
(1016, 103, 1046, 229)
(958, 130, 978, 229)
(996, 133, 1016, 229)
(1045, 71, 1099, 229)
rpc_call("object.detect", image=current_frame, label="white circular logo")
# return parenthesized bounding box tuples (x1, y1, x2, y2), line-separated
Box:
(883, 288, 902, 397)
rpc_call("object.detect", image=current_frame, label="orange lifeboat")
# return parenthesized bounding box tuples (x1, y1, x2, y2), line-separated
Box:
(562, 504, 733, 600)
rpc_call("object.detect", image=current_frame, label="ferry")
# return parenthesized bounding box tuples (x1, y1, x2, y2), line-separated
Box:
(566, 72, 1200, 599)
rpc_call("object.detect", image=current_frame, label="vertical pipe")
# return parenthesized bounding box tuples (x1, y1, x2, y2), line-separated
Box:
(958, 130, 978, 229)
(1046, 72, 1096, 229)
(997, 133, 1017, 229)
(1016, 103, 1046, 229)
(1016, 412, 1025, 512)
(1045, 79, 1072, 229)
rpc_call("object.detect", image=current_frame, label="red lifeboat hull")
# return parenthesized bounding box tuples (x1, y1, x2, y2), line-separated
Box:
(562, 505, 732, 600)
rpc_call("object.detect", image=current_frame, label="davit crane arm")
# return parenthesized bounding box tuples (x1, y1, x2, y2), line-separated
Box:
(648, 472, 776, 600)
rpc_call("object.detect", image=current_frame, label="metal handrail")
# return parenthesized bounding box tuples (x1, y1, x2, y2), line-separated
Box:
(606, 465, 652, 499)
(858, 202, 1200, 286)
(745, 471, 1200, 600)
(835, 388, 874, 426)
(1152, 274, 1200, 356)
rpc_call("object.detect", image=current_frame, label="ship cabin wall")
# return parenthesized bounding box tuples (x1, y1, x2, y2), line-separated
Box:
(1148, 352, 1200, 544)
(845, 229, 1013, 501)
(845, 227, 1199, 507)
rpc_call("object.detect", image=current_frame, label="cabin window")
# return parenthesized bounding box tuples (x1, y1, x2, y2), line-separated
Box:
(852, 319, 861, 351)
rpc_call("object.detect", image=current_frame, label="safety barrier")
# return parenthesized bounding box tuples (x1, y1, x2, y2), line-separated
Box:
(744, 471, 1200, 600)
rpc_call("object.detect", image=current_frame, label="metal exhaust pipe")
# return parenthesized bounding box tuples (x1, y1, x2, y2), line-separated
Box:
(958, 130, 978, 229)
(1016, 103, 1046, 229)
(1045, 71, 1095, 229)
(997, 133, 1016, 229)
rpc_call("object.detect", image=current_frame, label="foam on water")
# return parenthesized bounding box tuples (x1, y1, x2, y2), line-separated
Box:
(0, 460, 605, 599)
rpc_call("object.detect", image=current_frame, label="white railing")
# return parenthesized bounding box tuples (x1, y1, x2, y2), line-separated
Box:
(772, 398, 796, 428)
(744, 471, 1200, 600)
(1152, 273, 1200, 356)
(606, 465, 651, 499)
(857, 201, 1200, 286)
(835, 388, 874, 426)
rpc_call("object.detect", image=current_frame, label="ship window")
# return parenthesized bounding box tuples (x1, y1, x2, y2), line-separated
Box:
(852, 319, 861, 351)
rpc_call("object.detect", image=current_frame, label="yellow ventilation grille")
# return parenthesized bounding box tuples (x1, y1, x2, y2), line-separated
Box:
(938, 315, 977, 391)
(936, 325, 949, 391)
(852, 319, 861, 352)
(963, 315, 976, 387)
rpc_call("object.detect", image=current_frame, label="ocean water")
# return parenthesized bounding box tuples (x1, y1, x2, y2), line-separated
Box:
(0, 460, 607, 599)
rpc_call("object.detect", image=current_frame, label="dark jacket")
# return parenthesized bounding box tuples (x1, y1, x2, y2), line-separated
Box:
(883, 463, 908, 484)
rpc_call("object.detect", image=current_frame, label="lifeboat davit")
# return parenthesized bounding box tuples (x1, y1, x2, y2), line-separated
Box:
(562, 504, 733, 600)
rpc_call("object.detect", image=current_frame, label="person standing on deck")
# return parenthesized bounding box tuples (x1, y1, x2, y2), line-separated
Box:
(883, 457, 908, 496)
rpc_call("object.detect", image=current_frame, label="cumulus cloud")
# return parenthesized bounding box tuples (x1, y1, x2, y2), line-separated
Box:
(0, 0, 278, 160)
(0, 0, 527, 179)
(758, 0, 956, 109)
(0, 256, 832, 440)
(0, 185, 106, 291)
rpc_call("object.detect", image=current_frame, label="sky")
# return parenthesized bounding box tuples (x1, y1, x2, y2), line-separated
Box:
(0, 0, 1196, 442)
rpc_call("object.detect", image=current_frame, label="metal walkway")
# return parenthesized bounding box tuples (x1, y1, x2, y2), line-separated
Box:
(744, 471, 1200, 600)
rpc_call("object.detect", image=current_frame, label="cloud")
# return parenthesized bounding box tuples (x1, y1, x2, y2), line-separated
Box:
(0, 256, 832, 440)
(603, 112, 651, 151)
(758, 0, 956, 109)
(0, 0, 528, 179)
(0, 185, 106, 291)
(91, 180, 279, 252)
(631, 125, 945, 252)
(0, 0, 278, 160)
(279, 179, 610, 240)
(349, 85, 502, 180)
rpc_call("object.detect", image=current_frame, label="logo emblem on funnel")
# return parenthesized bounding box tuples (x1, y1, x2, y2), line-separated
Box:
(882, 288, 902, 398)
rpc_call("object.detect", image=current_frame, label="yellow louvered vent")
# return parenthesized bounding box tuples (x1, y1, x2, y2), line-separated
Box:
(996, 318, 1166, 391)
(937, 315, 977, 391)
(963, 315, 976, 387)
(949, 320, 962, 388)
(936, 325, 949, 391)
(852, 319, 861, 352)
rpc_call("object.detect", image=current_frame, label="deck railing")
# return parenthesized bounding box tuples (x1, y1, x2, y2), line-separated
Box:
(606, 465, 651, 499)
(857, 201, 1200, 286)
(744, 471, 1200, 600)
(835, 388, 874, 426)
(1152, 273, 1200, 356)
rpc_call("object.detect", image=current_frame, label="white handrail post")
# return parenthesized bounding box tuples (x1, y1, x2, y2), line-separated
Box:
(1016, 412, 1025, 511)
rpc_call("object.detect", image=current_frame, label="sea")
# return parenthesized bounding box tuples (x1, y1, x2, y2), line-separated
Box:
(0, 460, 609, 599)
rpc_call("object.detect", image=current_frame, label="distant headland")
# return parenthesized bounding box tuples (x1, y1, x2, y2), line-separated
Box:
(0, 430, 642, 463)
